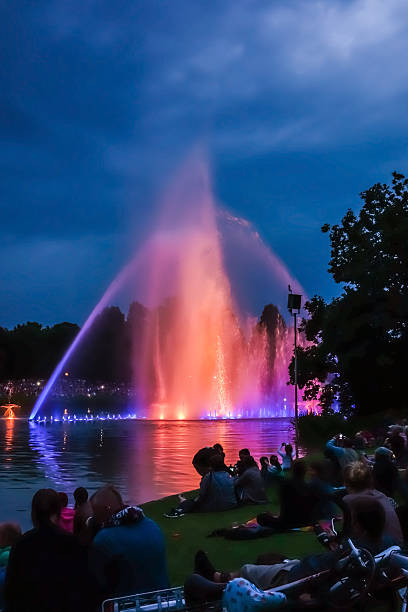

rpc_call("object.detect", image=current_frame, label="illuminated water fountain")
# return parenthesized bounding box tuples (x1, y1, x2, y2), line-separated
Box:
(2, 383, 19, 419)
(30, 157, 303, 421)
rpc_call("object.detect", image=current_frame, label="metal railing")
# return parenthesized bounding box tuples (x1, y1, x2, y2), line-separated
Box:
(102, 586, 185, 612)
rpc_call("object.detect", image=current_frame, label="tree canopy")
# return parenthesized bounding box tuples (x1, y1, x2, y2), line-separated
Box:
(291, 172, 408, 415)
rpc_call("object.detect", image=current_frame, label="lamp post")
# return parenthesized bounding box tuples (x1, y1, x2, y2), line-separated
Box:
(288, 286, 302, 457)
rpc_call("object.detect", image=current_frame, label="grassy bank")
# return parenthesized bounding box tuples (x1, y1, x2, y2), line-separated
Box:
(141, 486, 322, 587)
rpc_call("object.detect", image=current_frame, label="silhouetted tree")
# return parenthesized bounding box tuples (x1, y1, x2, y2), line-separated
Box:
(290, 172, 408, 415)
(72, 307, 127, 382)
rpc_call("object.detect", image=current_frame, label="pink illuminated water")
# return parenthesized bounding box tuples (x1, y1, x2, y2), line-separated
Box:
(31, 156, 304, 420)
(133, 158, 299, 418)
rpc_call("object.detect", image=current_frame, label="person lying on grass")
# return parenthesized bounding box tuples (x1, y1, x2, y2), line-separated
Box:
(184, 496, 395, 605)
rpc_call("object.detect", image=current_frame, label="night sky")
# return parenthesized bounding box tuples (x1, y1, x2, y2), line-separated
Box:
(2, 0, 408, 328)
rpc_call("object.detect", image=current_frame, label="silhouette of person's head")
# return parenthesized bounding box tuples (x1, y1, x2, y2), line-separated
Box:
(91, 484, 124, 524)
(344, 462, 373, 493)
(31, 489, 61, 528)
(238, 448, 250, 460)
(260, 456, 269, 468)
(209, 453, 227, 472)
(74, 486, 89, 508)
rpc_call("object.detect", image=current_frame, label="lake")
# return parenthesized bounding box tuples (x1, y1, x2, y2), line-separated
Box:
(0, 417, 298, 530)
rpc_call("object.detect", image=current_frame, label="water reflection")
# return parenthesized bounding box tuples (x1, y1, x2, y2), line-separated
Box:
(1, 418, 296, 530)
(4, 416, 15, 455)
(29, 422, 70, 488)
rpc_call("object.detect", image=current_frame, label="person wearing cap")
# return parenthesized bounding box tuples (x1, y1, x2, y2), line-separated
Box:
(373, 447, 400, 498)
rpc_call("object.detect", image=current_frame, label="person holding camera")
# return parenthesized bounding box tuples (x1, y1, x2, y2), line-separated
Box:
(278, 443, 295, 471)
(326, 434, 359, 471)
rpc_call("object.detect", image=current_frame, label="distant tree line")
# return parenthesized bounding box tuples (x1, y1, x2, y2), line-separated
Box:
(289, 172, 408, 416)
(0, 302, 285, 386)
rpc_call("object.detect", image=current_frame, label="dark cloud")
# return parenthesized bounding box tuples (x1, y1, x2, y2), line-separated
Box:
(1, 0, 408, 326)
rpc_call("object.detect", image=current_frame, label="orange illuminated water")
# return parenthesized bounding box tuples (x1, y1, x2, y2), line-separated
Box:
(133, 157, 296, 418)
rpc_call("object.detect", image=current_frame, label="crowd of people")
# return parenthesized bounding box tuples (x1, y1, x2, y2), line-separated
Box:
(0, 485, 168, 611)
(2, 422, 408, 611)
(179, 424, 408, 608)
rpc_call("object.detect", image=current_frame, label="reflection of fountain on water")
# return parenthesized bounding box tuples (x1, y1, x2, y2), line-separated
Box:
(29, 421, 69, 486)
(30, 156, 303, 421)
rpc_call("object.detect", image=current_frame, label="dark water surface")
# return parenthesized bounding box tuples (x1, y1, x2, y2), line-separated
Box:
(0, 417, 297, 530)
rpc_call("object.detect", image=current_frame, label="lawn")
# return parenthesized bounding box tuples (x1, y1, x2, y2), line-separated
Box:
(141, 485, 322, 587)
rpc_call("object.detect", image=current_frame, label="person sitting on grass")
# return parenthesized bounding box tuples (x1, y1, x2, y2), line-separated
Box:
(257, 459, 318, 530)
(308, 460, 345, 520)
(4, 488, 98, 612)
(185, 496, 391, 606)
(0, 523, 21, 611)
(326, 435, 359, 471)
(213, 443, 235, 475)
(396, 468, 408, 542)
(260, 456, 271, 482)
(235, 448, 251, 476)
(235, 455, 268, 505)
(73, 486, 93, 545)
(260, 456, 281, 486)
(343, 461, 403, 546)
(57, 491, 75, 533)
(89, 484, 169, 599)
(372, 447, 400, 498)
(165, 454, 238, 517)
(192, 446, 219, 476)
(385, 426, 407, 468)
(269, 455, 282, 475)
(278, 443, 295, 471)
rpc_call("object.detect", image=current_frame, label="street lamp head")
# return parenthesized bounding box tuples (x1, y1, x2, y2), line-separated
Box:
(288, 293, 302, 313)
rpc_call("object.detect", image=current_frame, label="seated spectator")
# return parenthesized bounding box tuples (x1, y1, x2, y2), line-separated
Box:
(187, 496, 389, 600)
(0, 522, 21, 567)
(90, 484, 169, 599)
(213, 443, 234, 475)
(165, 454, 237, 517)
(0, 523, 21, 611)
(260, 456, 270, 481)
(192, 446, 219, 476)
(57, 491, 75, 533)
(385, 426, 407, 468)
(4, 488, 98, 612)
(326, 435, 359, 471)
(235, 448, 251, 476)
(73, 487, 93, 545)
(278, 443, 294, 471)
(235, 455, 268, 504)
(260, 456, 281, 486)
(269, 455, 282, 475)
(395, 467, 408, 542)
(324, 444, 343, 486)
(74, 486, 88, 509)
(308, 460, 343, 520)
(343, 461, 403, 546)
(372, 447, 400, 498)
(257, 459, 317, 529)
